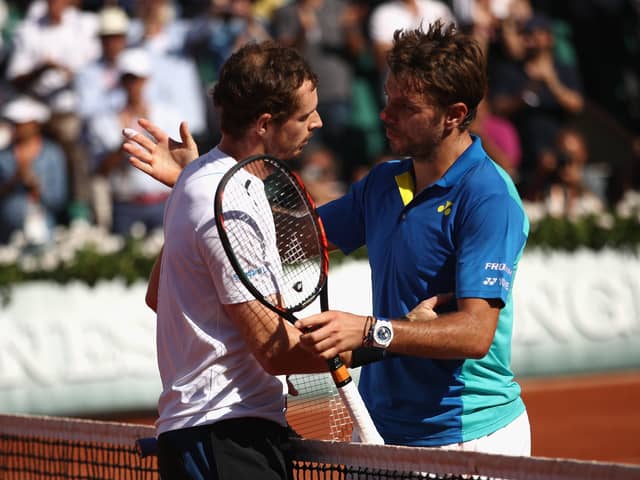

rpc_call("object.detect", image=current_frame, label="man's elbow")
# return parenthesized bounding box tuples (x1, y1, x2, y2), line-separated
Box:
(257, 344, 299, 375)
(255, 346, 307, 376)
(145, 291, 158, 312)
(466, 335, 495, 359)
(467, 345, 491, 359)
(257, 355, 288, 376)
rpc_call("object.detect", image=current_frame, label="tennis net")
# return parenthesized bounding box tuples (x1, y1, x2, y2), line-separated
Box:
(1, 413, 639, 480)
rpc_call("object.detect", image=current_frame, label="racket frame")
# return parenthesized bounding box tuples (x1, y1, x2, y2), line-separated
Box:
(214, 154, 383, 445)
(215, 154, 329, 319)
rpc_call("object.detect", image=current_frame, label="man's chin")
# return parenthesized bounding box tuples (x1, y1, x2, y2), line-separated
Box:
(290, 146, 306, 159)
(277, 150, 302, 161)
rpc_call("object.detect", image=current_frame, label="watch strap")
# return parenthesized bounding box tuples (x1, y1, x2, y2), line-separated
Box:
(363, 316, 393, 349)
(362, 315, 375, 348)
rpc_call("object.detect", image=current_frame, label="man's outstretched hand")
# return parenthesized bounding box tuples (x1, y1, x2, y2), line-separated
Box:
(122, 118, 199, 188)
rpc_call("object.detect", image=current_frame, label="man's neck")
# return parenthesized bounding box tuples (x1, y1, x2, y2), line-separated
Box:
(218, 135, 263, 163)
(412, 132, 473, 194)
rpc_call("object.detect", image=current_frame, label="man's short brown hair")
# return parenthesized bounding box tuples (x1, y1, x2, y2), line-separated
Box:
(387, 21, 487, 129)
(212, 41, 318, 138)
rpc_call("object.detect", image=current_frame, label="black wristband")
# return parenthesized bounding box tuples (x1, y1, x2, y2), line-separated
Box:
(350, 347, 388, 368)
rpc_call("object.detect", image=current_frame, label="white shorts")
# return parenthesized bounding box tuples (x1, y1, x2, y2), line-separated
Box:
(438, 410, 531, 456)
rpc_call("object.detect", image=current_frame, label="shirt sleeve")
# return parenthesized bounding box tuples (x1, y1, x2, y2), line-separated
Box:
(200, 177, 283, 305)
(318, 177, 367, 255)
(454, 194, 528, 304)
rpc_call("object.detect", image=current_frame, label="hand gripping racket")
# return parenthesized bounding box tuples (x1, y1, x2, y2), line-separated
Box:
(214, 154, 383, 445)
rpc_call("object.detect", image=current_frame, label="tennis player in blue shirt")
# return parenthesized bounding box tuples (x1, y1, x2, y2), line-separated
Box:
(125, 21, 530, 456)
(295, 21, 531, 455)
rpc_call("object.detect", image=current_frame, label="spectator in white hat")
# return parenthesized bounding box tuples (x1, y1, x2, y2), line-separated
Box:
(75, 6, 131, 120)
(85, 48, 179, 235)
(0, 95, 68, 245)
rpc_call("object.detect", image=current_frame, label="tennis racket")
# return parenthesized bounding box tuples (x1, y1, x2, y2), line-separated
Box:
(285, 284, 354, 442)
(214, 154, 383, 445)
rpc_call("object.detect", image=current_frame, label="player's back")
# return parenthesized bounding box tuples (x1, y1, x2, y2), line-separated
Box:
(155, 147, 287, 435)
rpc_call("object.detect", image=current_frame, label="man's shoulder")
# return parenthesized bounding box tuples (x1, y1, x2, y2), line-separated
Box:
(354, 158, 411, 195)
(370, 157, 412, 176)
(174, 149, 229, 192)
(462, 157, 522, 201)
(168, 150, 232, 224)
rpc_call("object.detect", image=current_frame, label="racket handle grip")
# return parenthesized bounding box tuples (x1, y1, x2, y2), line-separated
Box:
(338, 381, 385, 445)
(327, 357, 351, 386)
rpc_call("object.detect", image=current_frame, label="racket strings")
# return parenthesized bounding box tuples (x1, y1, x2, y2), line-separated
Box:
(220, 160, 324, 312)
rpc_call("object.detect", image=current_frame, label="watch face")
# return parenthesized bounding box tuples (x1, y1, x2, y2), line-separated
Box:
(375, 326, 393, 343)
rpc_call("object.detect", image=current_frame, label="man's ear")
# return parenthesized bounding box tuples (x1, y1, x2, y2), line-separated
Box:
(444, 102, 469, 129)
(256, 113, 272, 136)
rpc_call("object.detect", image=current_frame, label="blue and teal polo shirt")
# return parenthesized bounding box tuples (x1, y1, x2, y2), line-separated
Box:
(318, 137, 529, 446)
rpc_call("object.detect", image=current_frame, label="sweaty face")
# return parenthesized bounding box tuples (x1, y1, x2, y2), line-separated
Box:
(379, 74, 445, 161)
(266, 79, 323, 160)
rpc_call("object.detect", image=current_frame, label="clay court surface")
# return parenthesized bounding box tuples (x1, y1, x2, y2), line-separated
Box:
(111, 369, 640, 466)
(519, 370, 640, 464)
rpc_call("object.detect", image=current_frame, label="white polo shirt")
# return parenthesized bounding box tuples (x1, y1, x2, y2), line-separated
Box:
(155, 147, 287, 435)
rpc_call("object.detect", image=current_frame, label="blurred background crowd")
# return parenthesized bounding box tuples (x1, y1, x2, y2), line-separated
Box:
(0, 0, 639, 246)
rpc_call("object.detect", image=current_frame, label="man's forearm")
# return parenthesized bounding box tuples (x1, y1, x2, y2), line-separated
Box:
(146, 246, 163, 312)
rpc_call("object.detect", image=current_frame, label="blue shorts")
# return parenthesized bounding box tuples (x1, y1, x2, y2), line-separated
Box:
(157, 417, 292, 480)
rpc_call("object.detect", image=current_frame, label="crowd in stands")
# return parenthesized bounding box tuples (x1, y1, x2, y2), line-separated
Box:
(0, 0, 639, 246)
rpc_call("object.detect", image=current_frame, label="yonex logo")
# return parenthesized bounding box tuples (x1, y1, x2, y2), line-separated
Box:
(437, 201, 453, 216)
(482, 277, 510, 290)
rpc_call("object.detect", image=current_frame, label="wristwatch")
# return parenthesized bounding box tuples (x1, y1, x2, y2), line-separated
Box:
(371, 318, 394, 349)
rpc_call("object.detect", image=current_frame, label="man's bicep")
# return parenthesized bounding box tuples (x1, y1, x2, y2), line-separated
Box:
(318, 191, 366, 254)
(455, 297, 502, 355)
(457, 297, 502, 324)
